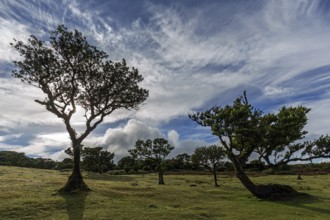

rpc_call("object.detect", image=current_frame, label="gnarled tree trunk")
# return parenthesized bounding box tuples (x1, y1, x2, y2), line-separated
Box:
(212, 169, 219, 187)
(235, 167, 299, 199)
(158, 170, 165, 185)
(60, 143, 90, 192)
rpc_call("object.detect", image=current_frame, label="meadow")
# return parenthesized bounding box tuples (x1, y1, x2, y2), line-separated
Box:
(0, 166, 330, 220)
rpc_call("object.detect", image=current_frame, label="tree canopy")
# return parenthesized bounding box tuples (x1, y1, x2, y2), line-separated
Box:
(11, 25, 149, 192)
(192, 145, 226, 187)
(129, 138, 174, 184)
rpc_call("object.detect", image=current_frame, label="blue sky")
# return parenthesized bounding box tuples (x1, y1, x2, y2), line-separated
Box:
(1, 0, 330, 161)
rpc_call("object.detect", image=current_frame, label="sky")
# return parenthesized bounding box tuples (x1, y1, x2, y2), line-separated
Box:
(1, 0, 330, 162)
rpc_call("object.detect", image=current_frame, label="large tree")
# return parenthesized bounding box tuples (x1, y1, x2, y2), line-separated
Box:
(189, 92, 330, 199)
(11, 25, 149, 192)
(192, 145, 226, 187)
(129, 138, 174, 185)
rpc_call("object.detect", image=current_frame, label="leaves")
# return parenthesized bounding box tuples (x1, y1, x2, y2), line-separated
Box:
(189, 92, 325, 170)
(192, 145, 226, 172)
(129, 138, 174, 171)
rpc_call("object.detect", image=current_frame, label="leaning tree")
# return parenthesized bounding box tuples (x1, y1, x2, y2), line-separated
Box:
(189, 92, 330, 199)
(129, 138, 174, 185)
(192, 145, 226, 187)
(11, 25, 149, 192)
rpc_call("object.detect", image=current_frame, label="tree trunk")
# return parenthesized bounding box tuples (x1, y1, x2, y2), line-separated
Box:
(158, 170, 165, 185)
(60, 143, 90, 192)
(212, 169, 219, 187)
(236, 170, 260, 197)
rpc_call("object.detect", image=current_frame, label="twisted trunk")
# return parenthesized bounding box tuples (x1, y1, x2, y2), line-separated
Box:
(60, 142, 90, 192)
(212, 168, 219, 187)
(158, 170, 165, 185)
(235, 165, 299, 199)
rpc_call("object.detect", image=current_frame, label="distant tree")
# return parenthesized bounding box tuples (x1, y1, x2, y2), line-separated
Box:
(192, 145, 226, 187)
(129, 138, 174, 184)
(189, 91, 330, 199)
(172, 153, 192, 170)
(117, 156, 138, 173)
(57, 158, 73, 170)
(0, 151, 57, 169)
(65, 146, 114, 173)
(81, 147, 114, 173)
(11, 25, 149, 192)
(0, 151, 31, 167)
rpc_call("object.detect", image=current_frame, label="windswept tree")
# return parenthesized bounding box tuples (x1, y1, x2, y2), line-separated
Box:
(189, 92, 330, 199)
(129, 138, 174, 185)
(192, 145, 226, 187)
(11, 25, 149, 192)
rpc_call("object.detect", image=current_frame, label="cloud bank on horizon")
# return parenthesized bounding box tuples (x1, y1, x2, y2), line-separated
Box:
(1, 0, 330, 161)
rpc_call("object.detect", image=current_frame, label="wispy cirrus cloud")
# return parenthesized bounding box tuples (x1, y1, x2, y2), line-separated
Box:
(1, 0, 330, 161)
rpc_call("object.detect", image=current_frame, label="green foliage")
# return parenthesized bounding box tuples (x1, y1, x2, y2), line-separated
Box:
(117, 156, 138, 173)
(192, 145, 226, 186)
(65, 146, 114, 173)
(82, 147, 114, 173)
(189, 91, 326, 170)
(0, 151, 57, 169)
(129, 138, 174, 172)
(169, 153, 193, 170)
(129, 138, 174, 184)
(192, 145, 226, 172)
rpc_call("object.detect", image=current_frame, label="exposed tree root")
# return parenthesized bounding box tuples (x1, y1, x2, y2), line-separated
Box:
(59, 173, 91, 193)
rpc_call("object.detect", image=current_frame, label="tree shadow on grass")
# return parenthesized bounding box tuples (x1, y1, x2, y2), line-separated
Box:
(270, 194, 330, 215)
(59, 192, 88, 220)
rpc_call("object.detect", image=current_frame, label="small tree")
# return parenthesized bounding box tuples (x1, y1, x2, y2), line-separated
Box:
(11, 25, 149, 192)
(192, 145, 226, 187)
(129, 138, 174, 184)
(189, 92, 330, 199)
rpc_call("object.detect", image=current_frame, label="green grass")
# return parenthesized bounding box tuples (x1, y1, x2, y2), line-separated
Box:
(1, 166, 330, 219)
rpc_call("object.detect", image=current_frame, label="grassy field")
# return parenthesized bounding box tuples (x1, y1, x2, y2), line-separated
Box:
(0, 166, 330, 220)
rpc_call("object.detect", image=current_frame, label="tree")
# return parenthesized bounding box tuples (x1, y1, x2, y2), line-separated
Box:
(11, 25, 149, 192)
(192, 145, 226, 187)
(129, 138, 174, 184)
(189, 92, 330, 199)
(172, 153, 192, 170)
(81, 147, 114, 173)
(117, 156, 138, 173)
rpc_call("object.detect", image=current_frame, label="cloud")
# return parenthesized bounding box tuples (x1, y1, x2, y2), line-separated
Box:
(83, 119, 163, 160)
(83, 119, 214, 161)
(2, 0, 330, 161)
